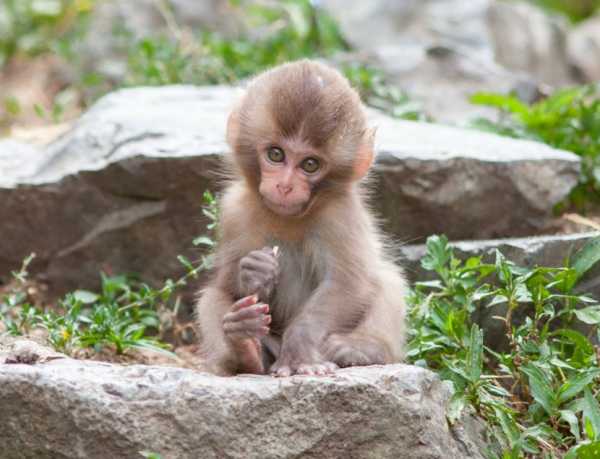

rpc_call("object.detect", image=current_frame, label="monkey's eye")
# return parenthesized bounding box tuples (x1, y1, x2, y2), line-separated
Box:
(267, 147, 285, 163)
(301, 157, 320, 174)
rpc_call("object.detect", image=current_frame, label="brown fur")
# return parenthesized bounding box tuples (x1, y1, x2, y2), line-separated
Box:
(196, 60, 406, 376)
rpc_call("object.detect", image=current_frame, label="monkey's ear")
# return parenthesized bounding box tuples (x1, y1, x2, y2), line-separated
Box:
(226, 108, 240, 148)
(352, 128, 376, 180)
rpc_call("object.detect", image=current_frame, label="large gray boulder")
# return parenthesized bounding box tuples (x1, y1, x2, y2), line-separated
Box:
(567, 15, 600, 82)
(0, 339, 486, 459)
(322, 0, 521, 123)
(487, 2, 572, 85)
(0, 85, 579, 297)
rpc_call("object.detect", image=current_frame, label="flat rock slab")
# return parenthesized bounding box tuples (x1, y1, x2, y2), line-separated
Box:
(0, 85, 579, 296)
(0, 340, 485, 459)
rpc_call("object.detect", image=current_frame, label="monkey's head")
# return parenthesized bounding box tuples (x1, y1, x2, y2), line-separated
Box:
(227, 60, 374, 218)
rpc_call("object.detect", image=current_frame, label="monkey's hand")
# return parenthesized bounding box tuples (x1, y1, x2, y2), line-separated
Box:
(238, 247, 279, 301)
(223, 295, 271, 374)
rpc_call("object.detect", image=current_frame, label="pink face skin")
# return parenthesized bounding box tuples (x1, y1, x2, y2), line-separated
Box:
(258, 138, 328, 217)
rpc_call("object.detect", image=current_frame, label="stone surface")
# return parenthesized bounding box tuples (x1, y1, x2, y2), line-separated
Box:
(323, 0, 580, 122)
(0, 339, 486, 459)
(567, 15, 600, 82)
(322, 0, 521, 123)
(0, 85, 579, 297)
(487, 2, 572, 85)
(321, 0, 492, 54)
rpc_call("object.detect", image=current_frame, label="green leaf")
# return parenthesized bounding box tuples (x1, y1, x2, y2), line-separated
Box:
(193, 236, 215, 247)
(466, 324, 483, 382)
(552, 329, 594, 356)
(572, 236, 600, 281)
(576, 441, 600, 459)
(521, 365, 556, 415)
(575, 306, 600, 325)
(494, 407, 520, 447)
(469, 92, 529, 116)
(559, 370, 600, 403)
(421, 235, 452, 275)
(559, 409, 581, 442)
(72, 290, 99, 305)
(447, 393, 466, 424)
(583, 387, 600, 441)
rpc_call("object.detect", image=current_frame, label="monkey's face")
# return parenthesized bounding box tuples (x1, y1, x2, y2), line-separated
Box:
(257, 138, 327, 217)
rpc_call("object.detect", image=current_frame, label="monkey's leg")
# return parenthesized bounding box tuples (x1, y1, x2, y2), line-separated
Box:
(222, 295, 272, 374)
(322, 332, 392, 368)
(260, 334, 281, 371)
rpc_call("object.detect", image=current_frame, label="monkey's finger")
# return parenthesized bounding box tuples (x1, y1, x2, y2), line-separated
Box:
(224, 304, 269, 323)
(241, 255, 277, 272)
(224, 315, 271, 334)
(231, 295, 259, 312)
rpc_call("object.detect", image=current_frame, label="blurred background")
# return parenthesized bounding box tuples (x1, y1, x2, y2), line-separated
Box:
(2, 0, 600, 205)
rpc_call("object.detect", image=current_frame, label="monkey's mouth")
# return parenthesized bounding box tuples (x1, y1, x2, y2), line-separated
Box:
(262, 197, 307, 217)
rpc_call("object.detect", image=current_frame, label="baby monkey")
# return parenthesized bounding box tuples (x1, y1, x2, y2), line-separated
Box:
(196, 60, 407, 376)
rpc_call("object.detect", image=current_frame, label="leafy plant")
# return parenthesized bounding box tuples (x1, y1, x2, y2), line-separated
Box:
(470, 85, 600, 209)
(526, 0, 600, 23)
(1, 191, 219, 356)
(140, 452, 163, 459)
(342, 62, 430, 121)
(124, 0, 348, 87)
(408, 235, 600, 457)
(0, 0, 96, 67)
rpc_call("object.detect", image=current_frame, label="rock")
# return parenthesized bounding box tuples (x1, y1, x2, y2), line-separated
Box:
(0, 85, 579, 298)
(0, 339, 486, 459)
(321, 0, 492, 53)
(322, 0, 517, 123)
(567, 15, 600, 82)
(400, 232, 600, 348)
(369, 110, 579, 241)
(370, 44, 522, 124)
(0, 336, 64, 365)
(0, 139, 42, 179)
(487, 2, 572, 85)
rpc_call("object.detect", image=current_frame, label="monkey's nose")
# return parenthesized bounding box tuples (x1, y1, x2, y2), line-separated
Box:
(277, 184, 293, 196)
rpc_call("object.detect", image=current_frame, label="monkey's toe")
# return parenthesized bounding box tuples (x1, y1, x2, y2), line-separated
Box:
(295, 362, 338, 376)
(272, 365, 292, 377)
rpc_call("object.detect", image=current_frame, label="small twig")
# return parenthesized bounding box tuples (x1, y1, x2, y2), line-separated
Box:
(563, 213, 600, 231)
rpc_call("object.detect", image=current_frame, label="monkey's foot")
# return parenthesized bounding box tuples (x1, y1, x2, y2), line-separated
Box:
(229, 337, 265, 374)
(270, 360, 338, 377)
(324, 334, 388, 368)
